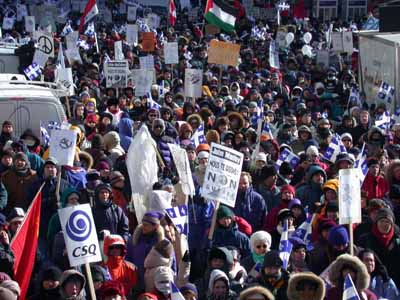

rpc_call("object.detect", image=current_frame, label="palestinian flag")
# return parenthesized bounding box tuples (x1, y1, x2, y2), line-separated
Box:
(205, 0, 238, 33)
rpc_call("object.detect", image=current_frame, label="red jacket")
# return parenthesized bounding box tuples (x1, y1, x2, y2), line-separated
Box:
(361, 172, 389, 200)
(263, 203, 288, 233)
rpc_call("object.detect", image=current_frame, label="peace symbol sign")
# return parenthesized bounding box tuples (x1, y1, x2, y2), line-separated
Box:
(59, 138, 73, 149)
(38, 36, 53, 54)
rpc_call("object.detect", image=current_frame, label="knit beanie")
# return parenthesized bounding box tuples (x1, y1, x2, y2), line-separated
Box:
(110, 171, 125, 186)
(280, 184, 295, 195)
(261, 165, 277, 179)
(375, 207, 395, 225)
(14, 152, 29, 166)
(180, 283, 198, 298)
(154, 239, 174, 258)
(0, 287, 16, 300)
(263, 250, 283, 268)
(98, 280, 125, 298)
(42, 266, 62, 282)
(142, 211, 164, 225)
(217, 205, 234, 220)
(328, 226, 349, 247)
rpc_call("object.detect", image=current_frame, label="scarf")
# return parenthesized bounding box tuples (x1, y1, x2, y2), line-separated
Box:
(372, 223, 394, 248)
(252, 252, 265, 265)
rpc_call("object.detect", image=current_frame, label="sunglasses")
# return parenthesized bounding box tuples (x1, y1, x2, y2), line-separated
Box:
(256, 244, 268, 249)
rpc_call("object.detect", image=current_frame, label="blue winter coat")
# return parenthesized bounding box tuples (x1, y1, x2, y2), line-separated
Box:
(154, 134, 174, 169)
(370, 276, 400, 300)
(188, 197, 215, 251)
(234, 187, 266, 231)
(211, 222, 251, 258)
(256, 184, 280, 212)
(119, 118, 134, 152)
(296, 164, 327, 210)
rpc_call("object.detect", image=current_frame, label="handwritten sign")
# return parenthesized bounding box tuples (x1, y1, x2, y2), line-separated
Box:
(141, 32, 155, 52)
(208, 40, 240, 66)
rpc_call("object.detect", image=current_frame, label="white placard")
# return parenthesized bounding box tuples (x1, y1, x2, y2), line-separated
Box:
(276, 31, 287, 49)
(17, 4, 28, 21)
(184, 68, 203, 98)
(114, 41, 125, 61)
(105, 60, 129, 88)
(25, 16, 35, 33)
(126, 24, 138, 45)
(132, 69, 153, 96)
(331, 32, 343, 52)
(56, 68, 75, 96)
(168, 144, 195, 196)
(201, 143, 244, 207)
(342, 31, 353, 54)
(34, 31, 54, 58)
(49, 129, 77, 166)
(145, 13, 160, 29)
(139, 55, 154, 70)
(2, 17, 15, 30)
(339, 169, 362, 224)
(66, 31, 79, 49)
(127, 6, 137, 22)
(65, 47, 83, 65)
(164, 42, 179, 65)
(58, 204, 102, 267)
(33, 49, 49, 67)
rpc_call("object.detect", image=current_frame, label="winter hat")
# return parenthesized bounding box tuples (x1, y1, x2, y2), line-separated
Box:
(198, 151, 209, 160)
(261, 165, 277, 179)
(288, 198, 302, 209)
(367, 198, 386, 213)
(280, 184, 295, 195)
(86, 170, 101, 181)
(289, 237, 307, 251)
(366, 157, 379, 167)
(375, 207, 395, 225)
(335, 153, 354, 165)
(239, 286, 274, 300)
(14, 152, 29, 166)
(279, 162, 293, 176)
(95, 183, 112, 195)
(180, 283, 198, 298)
(7, 207, 25, 223)
(85, 113, 98, 124)
(107, 97, 119, 107)
(110, 171, 125, 186)
(250, 231, 272, 251)
(277, 208, 294, 223)
(42, 266, 62, 282)
(96, 160, 111, 171)
(154, 239, 174, 258)
(263, 250, 283, 268)
(0, 287, 16, 300)
(323, 179, 339, 193)
(217, 205, 234, 220)
(44, 157, 58, 166)
(288, 272, 325, 300)
(0, 281, 20, 297)
(142, 211, 164, 225)
(255, 152, 267, 162)
(152, 118, 165, 132)
(328, 226, 349, 247)
(306, 145, 319, 156)
(317, 218, 337, 234)
(341, 133, 353, 141)
(196, 143, 210, 154)
(98, 280, 125, 298)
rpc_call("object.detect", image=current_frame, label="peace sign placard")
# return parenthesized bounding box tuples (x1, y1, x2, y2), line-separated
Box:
(33, 31, 54, 58)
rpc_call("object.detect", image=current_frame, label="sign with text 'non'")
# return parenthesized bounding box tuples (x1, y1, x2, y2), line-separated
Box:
(201, 143, 243, 207)
(105, 60, 129, 88)
(59, 204, 102, 267)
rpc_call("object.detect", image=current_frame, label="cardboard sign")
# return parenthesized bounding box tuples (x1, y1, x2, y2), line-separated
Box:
(34, 31, 54, 57)
(59, 204, 102, 267)
(105, 60, 129, 88)
(65, 48, 83, 65)
(126, 24, 138, 45)
(49, 129, 77, 166)
(141, 32, 155, 52)
(201, 143, 244, 207)
(339, 169, 362, 224)
(205, 24, 220, 35)
(164, 42, 179, 65)
(184, 68, 203, 98)
(208, 40, 240, 66)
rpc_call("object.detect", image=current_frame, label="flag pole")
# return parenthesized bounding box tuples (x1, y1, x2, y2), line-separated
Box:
(84, 263, 97, 300)
(208, 200, 220, 240)
(348, 223, 354, 256)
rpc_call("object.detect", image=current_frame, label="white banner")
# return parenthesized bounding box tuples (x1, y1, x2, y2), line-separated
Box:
(184, 68, 203, 98)
(49, 129, 77, 166)
(201, 143, 244, 207)
(25, 16, 35, 33)
(34, 31, 54, 58)
(127, 6, 137, 21)
(114, 41, 125, 61)
(132, 69, 153, 96)
(105, 60, 129, 88)
(126, 24, 138, 45)
(65, 47, 83, 65)
(59, 204, 102, 267)
(145, 13, 160, 29)
(17, 4, 28, 21)
(139, 55, 154, 70)
(339, 169, 362, 224)
(164, 42, 179, 65)
(56, 68, 75, 96)
(66, 31, 79, 49)
(168, 144, 195, 196)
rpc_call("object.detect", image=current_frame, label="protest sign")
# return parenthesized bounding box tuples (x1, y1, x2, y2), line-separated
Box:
(207, 40, 240, 66)
(316, 50, 330, 69)
(141, 32, 155, 52)
(139, 55, 155, 70)
(49, 129, 77, 167)
(114, 41, 125, 60)
(2, 17, 15, 30)
(126, 24, 138, 45)
(66, 31, 79, 49)
(276, 31, 287, 48)
(184, 68, 203, 98)
(131, 69, 153, 96)
(146, 13, 160, 29)
(105, 60, 129, 88)
(127, 6, 137, 21)
(33, 31, 54, 65)
(201, 143, 244, 207)
(164, 42, 179, 65)
(56, 68, 75, 96)
(168, 144, 195, 196)
(65, 47, 83, 65)
(58, 204, 102, 267)
(338, 169, 362, 225)
(17, 4, 28, 21)
(332, 31, 353, 54)
(25, 16, 35, 33)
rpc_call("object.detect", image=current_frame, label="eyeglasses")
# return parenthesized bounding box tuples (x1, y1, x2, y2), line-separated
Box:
(256, 244, 268, 249)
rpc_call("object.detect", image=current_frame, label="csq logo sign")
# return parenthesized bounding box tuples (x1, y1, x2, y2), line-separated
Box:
(65, 210, 92, 242)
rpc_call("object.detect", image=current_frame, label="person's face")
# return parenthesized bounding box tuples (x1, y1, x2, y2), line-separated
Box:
(1, 155, 12, 167)
(76, 106, 85, 116)
(210, 258, 225, 269)
(98, 189, 110, 202)
(297, 282, 318, 300)
(218, 124, 229, 134)
(264, 174, 277, 187)
(2, 124, 12, 134)
(281, 190, 294, 202)
(9, 219, 22, 233)
(142, 222, 157, 235)
(183, 292, 196, 300)
(239, 175, 250, 191)
(291, 207, 302, 218)
(254, 242, 269, 255)
(218, 217, 232, 228)
(377, 218, 392, 234)
(325, 189, 337, 202)
(100, 168, 110, 178)
(299, 131, 310, 141)
(312, 172, 324, 185)
(344, 119, 353, 127)
(213, 280, 227, 297)
(215, 98, 224, 107)
(256, 160, 266, 169)
(199, 157, 208, 166)
(342, 138, 352, 148)
(162, 111, 171, 121)
(369, 164, 380, 177)
(327, 211, 339, 220)
(42, 279, 60, 290)
(15, 158, 26, 170)
(67, 193, 80, 206)
(292, 247, 306, 262)
(187, 150, 196, 161)
(64, 280, 82, 297)
(286, 116, 297, 126)
(153, 124, 164, 136)
(360, 112, 369, 125)
(102, 117, 111, 126)
(264, 266, 280, 276)
(362, 252, 375, 274)
(44, 164, 57, 178)
(148, 113, 159, 124)
(108, 245, 124, 256)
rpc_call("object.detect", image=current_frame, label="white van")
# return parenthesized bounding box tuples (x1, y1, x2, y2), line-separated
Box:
(0, 76, 68, 137)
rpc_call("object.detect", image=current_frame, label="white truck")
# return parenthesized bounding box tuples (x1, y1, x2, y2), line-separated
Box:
(357, 31, 400, 110)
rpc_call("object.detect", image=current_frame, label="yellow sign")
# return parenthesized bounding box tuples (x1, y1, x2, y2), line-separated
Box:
(207, 40, 240, 66)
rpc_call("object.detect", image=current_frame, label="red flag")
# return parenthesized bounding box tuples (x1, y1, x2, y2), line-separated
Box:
(79, 0, 99, 33)
(169, 0, 176, 27)
(10, 188, 43, 300)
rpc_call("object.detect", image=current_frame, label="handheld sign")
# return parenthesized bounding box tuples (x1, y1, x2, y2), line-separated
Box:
(338, 168, 361, 225)
(105, 60, 129, 88)
(201, 143, 243, 207)
(59, 204, 102, 267)
(49, 129, 76, 167)
(141, 32, 155, 52)
(164, 42, 179, 65)
(184, 68, 203, 98)
(207, 40, 240, 66)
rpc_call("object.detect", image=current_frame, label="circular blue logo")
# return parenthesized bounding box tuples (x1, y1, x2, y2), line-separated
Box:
(65, 210, 92, 242)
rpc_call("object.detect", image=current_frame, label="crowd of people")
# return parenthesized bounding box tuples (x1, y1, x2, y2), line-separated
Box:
(0, 0, 399, 299)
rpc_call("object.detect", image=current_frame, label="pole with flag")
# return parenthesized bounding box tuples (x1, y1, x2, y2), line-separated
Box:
(10, 183, 45, 300)
(343, 274, 361, 300)
(79, 0, 99, 33)
(169, 0, 177, 27)
(278, 218, 293, 270)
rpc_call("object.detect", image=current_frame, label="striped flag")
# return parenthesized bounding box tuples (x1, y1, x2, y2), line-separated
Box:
(375, 110, 392, 131)
(278, 219, 293, 270)
(290, 213, 314, 250)
(355, 143, 368, 184)
(323, 135, 347, 163)
(190, 123, 207, 148)
(61, 21, 73, 37)
(343, 274, 361, 300)
(261, 121, 274, 139)
(24, 62, 42, 80)
(169, 0, 176, 26)
(165, 204, 189, 236)
(79, 0, 99, 33)
(275, 148, 300, 170)
(204, 0, 238, 33)
(171, 281, 185, 300)
(40, 121, 51, 147)
(250, 100, 264, 127)
(377, 81, 395, 104)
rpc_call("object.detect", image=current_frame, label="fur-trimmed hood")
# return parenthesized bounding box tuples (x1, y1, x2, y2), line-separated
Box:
(132, 224, 165, 246)
(328, 254, 370, 291)
(59, 269, 86, 299)
(144, 246, 173, 269)
(239, 286, 275, 300)
(287, 272, 325, 300)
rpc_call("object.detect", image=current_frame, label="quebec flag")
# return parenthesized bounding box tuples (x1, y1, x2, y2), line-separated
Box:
(343, 274, 361, 300)
(354, 143, 368, 185)
(377, 81, 395, 104)
(323, 135, 347, 163)
(290, 213, 314, 251)
(275, 148, 300, 170)
(279, 219, 293, 270)
(190, 123, 206, 148)
(165, 204, 189, 236)
(171, 281, 185, 300)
